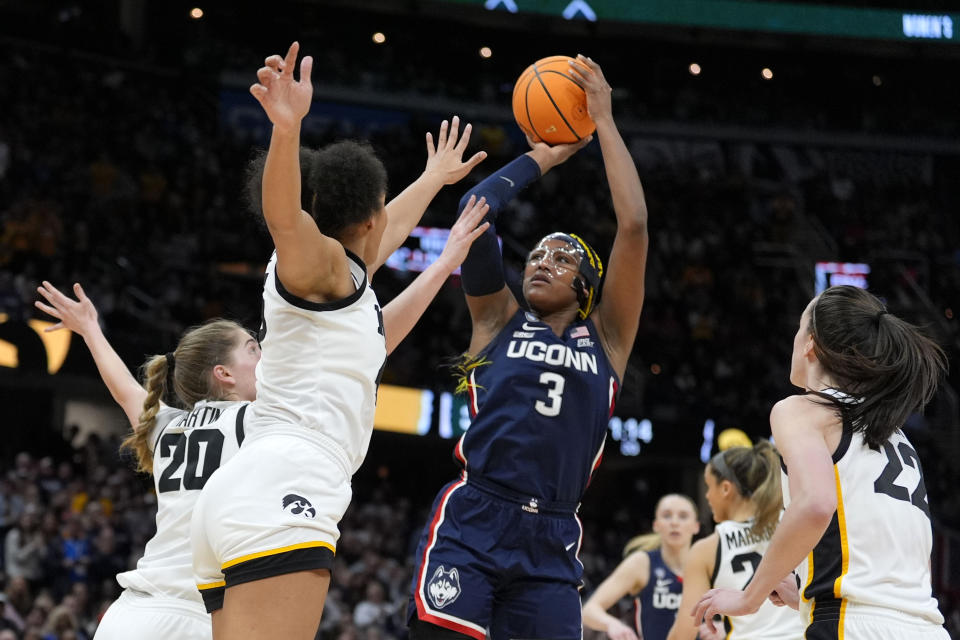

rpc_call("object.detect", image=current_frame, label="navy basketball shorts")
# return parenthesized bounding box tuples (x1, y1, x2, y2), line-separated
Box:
(408, 477, 584, 640)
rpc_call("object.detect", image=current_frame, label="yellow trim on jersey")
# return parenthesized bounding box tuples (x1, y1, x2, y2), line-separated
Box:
(833, 465, 850, 637)
(222, 541, 336, 570)
(197, 580, 225, 591)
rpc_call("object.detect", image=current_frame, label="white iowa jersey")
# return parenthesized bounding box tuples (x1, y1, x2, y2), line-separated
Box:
(250, 250, 385, 474)
(783, 391, 944, 629)
(117, 399, 248, 601)
(711, 519, 803, 639)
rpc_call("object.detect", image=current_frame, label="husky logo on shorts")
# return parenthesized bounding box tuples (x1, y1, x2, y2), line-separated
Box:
(427, 565, 461, 609)
(282, 494, 316, 519)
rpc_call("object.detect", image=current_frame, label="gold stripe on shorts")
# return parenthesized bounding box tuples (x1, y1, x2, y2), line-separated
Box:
(222, 541, 336, 570)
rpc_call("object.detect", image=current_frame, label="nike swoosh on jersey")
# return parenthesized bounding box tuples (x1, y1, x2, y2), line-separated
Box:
(499, 175, 515, 187)
(521, 322, 548, 331)
(565, 542, 577, 551)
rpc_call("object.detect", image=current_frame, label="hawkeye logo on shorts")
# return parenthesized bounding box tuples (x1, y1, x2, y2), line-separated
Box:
(282, 494, 316, 519)
(427, 566, 461, 610)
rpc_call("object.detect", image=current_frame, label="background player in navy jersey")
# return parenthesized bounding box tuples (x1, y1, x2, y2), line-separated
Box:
(693, 286, 949, 639)
(583, 494, 700, 640)
(667, 441, 802, 640)
(35, 281, 259, 639)
(408, 55, 649, 640)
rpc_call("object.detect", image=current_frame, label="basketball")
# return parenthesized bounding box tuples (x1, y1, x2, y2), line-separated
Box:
(512, 55, 596, 145)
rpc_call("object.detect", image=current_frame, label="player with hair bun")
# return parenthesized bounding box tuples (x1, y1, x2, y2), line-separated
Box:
(189, 42, 491, 640)
(408, 55, 650, 640)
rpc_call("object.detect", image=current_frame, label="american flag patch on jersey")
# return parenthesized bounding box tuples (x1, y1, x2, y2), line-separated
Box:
(570, 325, 590, 338)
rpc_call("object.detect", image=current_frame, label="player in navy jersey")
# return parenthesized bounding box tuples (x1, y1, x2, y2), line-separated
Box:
(693, 286, 949, 639)
(583, 494, 700, 640)
(408, 55, 649, 640)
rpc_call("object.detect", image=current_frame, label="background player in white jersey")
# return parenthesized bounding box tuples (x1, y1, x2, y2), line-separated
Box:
(34, 281, 260, 640)
(694, 285, 949, 639)
(583, 494, 700, 640)
(667, 441, 803, 640)
(191, 42, 491, 640)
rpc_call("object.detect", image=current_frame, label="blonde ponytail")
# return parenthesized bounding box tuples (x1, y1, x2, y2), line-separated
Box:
(623, 532, 661, 557)
(711, 441, 783, 537)
(122, 354, 169, 473)
(744, 440, 783, 536)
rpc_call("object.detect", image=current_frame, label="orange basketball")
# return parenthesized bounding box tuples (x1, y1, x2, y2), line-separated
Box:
(512, 55, 595, 146)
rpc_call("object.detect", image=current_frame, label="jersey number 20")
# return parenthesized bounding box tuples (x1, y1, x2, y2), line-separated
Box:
(158, 431, 225, 493)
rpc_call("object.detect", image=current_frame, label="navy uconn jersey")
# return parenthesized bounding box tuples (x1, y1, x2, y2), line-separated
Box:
(634, 549, 682, 640)
(458, 310, 618, 503)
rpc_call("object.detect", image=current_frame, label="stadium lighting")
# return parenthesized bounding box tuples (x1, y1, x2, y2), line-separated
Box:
(372, 32, 386, 44)
(479, 46, 493, 58)
(761, 67, 774, 80)
(689, 62, 702, 76)
(189, 7, 203, 19)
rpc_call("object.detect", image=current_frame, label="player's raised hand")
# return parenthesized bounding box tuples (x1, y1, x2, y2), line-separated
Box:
(567, 54, 612, 123)
(524, 132, 592, 175)
(250, 41, 314, 133)
(424, 116, 488, 185)
(35, 282, 99, 336)
(436, 195, 491, 271)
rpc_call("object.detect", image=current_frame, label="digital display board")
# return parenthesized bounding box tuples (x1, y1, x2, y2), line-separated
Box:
(815, 262, 870, 294)
(447, 0, 959, 44)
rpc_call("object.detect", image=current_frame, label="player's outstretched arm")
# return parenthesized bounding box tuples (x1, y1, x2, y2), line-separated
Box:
(381, 196, 490, 354)
(35, 281, 146, 428)
(568, 55, 648, 380)
(582, 551, 647, 640)
(372, 116, 487, 274)
(251, 42, 347, 300)
(692, 396, 836, 626)
(666, 535, 718, 640)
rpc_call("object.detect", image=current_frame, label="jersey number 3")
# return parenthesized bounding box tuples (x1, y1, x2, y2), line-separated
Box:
(873, 441, 930, 517)
(157, 430, 225, 493)
(535, 372, 566, 416)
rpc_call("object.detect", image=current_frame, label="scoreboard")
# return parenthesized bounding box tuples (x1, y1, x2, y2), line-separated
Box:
(440, 0, 959, 44)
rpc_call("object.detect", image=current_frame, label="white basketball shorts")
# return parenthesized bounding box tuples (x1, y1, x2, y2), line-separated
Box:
(191, 426, 352, 612)
(94, 589, 211, 639)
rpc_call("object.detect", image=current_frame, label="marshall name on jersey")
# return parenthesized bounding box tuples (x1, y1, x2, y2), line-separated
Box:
(458, 310, 618, 504)
(711, 519, 803, 639)
(117, 399, 247, 601)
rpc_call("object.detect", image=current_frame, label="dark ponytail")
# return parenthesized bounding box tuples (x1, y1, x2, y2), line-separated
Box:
(809, 286, 947, 448)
